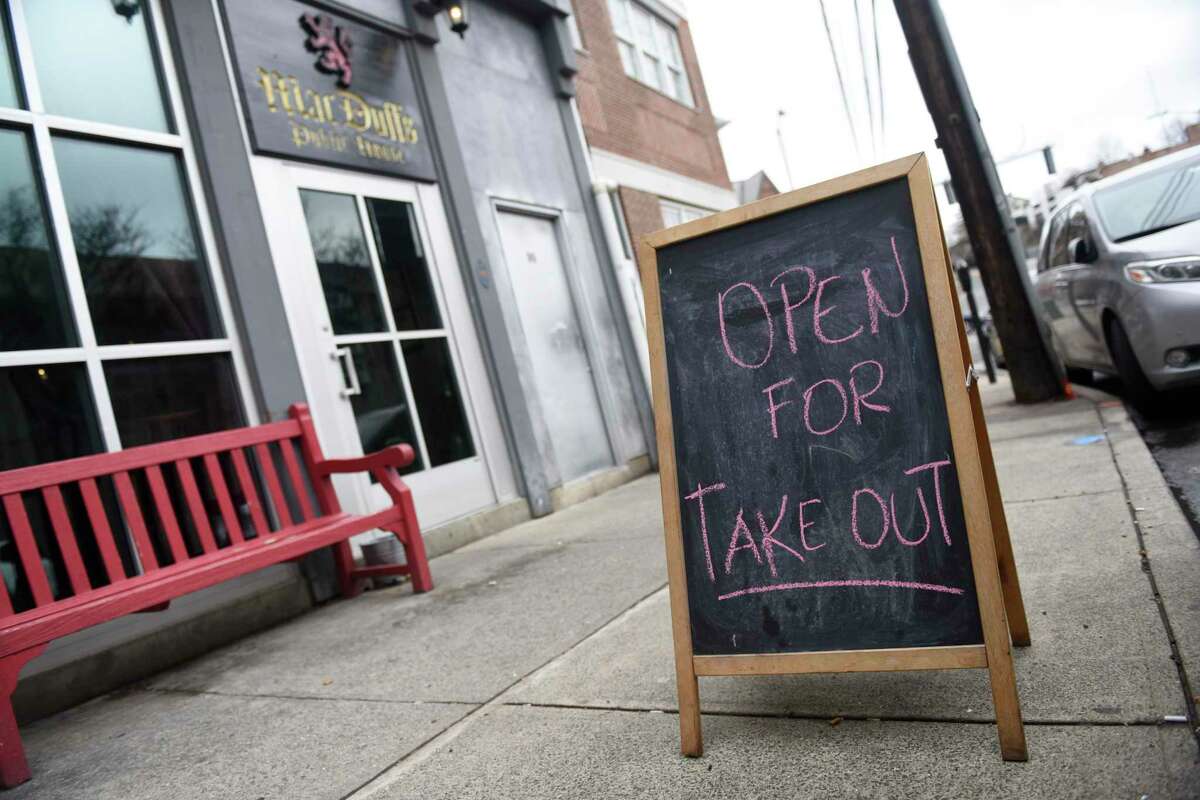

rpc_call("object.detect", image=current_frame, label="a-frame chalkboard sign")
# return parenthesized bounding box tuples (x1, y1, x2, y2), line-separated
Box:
(638, 154, 1031, 761)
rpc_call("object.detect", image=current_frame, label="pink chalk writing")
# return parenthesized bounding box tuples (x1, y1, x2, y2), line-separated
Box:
(762, 378, 795, 440)
(724, 509, 763, 573)
(812, 275, 864, 345)
(797, 498, 825, 551)
(862, 235, 912, 334)
(770, 266, 817, 354)
(849, 359, 890, 424)
(683, 482, 727, 582)
(757, 494, 803, 577)
(891, 488, 931, 546)
(802, 378, 848, 436)
(717, 579, 965, 601)
(718, 282, 774, 369)
(903, 459, 953, 545)
(851, 487, 890, 549)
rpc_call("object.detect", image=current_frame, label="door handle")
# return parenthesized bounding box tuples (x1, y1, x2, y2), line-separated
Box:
(333, 347, 362, 398)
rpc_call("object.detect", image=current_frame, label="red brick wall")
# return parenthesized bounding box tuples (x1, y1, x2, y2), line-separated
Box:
(618, 185, 666, 275)
(573, 0, 731, 191)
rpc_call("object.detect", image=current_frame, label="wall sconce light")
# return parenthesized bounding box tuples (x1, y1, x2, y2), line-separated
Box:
(415, 0, 469, 38)
(111, 0, 140, 22)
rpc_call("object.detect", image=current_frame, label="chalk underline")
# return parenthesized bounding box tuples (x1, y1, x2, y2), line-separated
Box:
(716, 579, 965, 601)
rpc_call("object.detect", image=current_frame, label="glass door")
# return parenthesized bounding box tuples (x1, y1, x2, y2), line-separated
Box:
(277, 166, 502, 530)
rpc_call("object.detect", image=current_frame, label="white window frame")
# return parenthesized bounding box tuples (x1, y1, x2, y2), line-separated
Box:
(0, 0, 257, 455)
(607, 0, 693, 107)
(659, 198, 711, 229)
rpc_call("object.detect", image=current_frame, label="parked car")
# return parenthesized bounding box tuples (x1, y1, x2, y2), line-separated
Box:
(1034, 145, 1200, 406)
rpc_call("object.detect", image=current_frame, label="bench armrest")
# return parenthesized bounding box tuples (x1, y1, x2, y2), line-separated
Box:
(313, 444, 416, 477)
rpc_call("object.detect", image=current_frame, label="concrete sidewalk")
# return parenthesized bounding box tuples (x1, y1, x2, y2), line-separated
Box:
(13, 377, 1200, 799)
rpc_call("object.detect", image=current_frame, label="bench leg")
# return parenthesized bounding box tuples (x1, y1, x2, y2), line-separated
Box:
(332, 540, 364, 599)
(393, 489, 432, 594)
(0, 645, 46, 789)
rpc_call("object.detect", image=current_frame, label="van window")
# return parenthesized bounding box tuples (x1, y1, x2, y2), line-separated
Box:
(1065, 203, 1092, 261)
(1045, 209, 1071, 270)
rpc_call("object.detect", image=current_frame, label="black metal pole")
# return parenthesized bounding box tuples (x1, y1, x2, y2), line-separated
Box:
(894, 0, 1065, 402)
(957, 264, 996, 384)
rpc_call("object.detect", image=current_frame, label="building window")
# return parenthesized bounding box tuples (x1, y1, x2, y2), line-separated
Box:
(659, 198, 710, 229)
(607, 0, 693, 107)
(0, 0, 250, 467)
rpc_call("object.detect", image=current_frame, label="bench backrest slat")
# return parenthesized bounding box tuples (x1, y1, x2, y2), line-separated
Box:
(114, 472, 159, 573)
(42, 486, 92, 595)
(230, 449, 269, 539)
(81, 478, 127, 584)
(146, 466, 189, 564)
(203, 453, 244, 545)
(0, 404, 340, 619)
(280, 441, 316, 522)
(254, 443, 293, 529)
(2, 495, 54, 606)
(175, 459, 217, 554)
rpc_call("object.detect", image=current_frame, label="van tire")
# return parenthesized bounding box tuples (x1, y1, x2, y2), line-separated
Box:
(1106, 317, 1158, 411)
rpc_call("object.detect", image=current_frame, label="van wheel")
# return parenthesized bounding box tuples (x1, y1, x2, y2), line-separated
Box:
(1106, 318, 1158, 411)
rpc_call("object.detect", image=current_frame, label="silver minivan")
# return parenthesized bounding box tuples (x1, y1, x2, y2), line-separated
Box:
(1034, 145, 1200, 405)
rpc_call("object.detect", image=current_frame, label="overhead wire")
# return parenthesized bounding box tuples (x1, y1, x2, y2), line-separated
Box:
(853, 0, 877, 158)
(819, 0, 862, 159)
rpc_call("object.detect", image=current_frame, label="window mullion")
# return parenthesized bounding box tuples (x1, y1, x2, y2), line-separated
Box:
(29, 118, 124, 452)
(391, 338, 433, 473)
(6, 0, 43, 112)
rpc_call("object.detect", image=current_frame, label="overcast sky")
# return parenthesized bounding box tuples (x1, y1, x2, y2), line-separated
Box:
(688, 0, 1200, 207)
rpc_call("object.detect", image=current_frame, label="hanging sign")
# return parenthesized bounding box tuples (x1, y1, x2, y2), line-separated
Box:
(222, 0, 436, 181)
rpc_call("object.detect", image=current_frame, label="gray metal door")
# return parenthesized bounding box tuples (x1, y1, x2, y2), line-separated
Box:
(496, 210, 613, 482)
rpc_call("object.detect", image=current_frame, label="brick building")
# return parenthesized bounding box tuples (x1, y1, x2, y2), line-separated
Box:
(566, 0, 737, 389)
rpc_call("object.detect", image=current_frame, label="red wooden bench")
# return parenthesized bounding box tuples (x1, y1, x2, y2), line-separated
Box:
(0, 403, 431, 787)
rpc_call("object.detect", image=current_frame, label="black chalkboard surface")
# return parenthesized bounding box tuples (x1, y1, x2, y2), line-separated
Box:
(641, 155, 1028, 762)
(657, 176, 982, 655)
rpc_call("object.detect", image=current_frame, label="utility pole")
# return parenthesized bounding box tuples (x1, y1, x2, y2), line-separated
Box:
(893, 0, 1065, 402)
(776, 109, 794, 190)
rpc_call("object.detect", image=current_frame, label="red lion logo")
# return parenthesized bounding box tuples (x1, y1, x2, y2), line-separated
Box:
(300, 13, 353, 88)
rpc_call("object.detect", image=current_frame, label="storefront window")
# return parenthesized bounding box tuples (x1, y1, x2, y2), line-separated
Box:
(0, 362, 102, 471)
(300, 189, 387, 335)
(367, 198, 442, 331)
(0, 127, 76, 350)
(54, 137, 221, 344)
(400, 338, 473, 467)
(104, 353, 244, 448)
(23, 0, 170, 132)
(345, 341, 422, 474)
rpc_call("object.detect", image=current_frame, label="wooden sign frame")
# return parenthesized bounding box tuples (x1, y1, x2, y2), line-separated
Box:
(638, 153, 1030, 762)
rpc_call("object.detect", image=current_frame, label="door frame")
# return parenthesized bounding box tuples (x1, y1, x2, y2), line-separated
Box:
(488, 197, 622, 480)
(253, 158, 516, 536)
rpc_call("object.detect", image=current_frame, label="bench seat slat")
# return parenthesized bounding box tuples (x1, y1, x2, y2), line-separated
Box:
(254, 443, 292, 528)
(1, 495, 54, 607)
(145, 466, 189, 565)
(113, 472, 159, 574)
(80, 479, 126, 584)
(41, 487, 91, 595)
(175, 459, 217, 554)
(203, 454, 243, 545)
(0, 506, 403, 657)
(279, 441, 315, 521)
(231, 449, 270, 539)
(0, 421, 303, 496)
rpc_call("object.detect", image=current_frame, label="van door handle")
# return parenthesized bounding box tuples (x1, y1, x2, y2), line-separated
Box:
(333, 347, 362, 398)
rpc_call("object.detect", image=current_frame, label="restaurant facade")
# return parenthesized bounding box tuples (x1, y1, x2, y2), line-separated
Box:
(0, 0, 655, 718)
